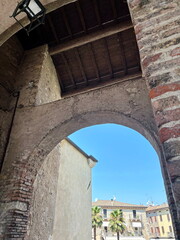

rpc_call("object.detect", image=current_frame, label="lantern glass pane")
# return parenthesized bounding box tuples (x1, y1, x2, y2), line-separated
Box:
(27, 0, 42, 16)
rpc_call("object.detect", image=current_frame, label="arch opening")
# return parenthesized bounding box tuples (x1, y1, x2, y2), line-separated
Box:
(29, 123, 174, 240)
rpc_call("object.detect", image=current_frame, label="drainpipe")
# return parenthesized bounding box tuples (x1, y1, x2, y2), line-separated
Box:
(0, 91, 19, 172)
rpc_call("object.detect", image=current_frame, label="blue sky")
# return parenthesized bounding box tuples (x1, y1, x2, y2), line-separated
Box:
(69, 124, 167, 206)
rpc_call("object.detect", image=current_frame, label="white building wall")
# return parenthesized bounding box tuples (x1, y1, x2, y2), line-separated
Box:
(52, 139, 93, 240)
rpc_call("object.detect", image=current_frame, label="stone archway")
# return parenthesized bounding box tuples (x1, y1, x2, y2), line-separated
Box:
(0, 58, 174, 238)
(0, 0, 180, 239)
(27, 121, 163, 240)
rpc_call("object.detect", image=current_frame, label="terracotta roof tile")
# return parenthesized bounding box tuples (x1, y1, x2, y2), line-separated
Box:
(146, 203, 169, 212)
(92, 200, 147, 209)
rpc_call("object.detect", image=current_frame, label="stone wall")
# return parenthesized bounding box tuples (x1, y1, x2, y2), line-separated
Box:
(0, 45, 61, 239)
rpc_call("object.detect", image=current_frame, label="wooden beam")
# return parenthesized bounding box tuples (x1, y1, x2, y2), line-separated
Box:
(63, 72, 142, 97)
(49, 21, 133, 56)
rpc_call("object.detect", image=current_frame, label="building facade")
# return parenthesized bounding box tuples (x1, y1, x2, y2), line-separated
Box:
(146, 204, 175, 239)
(92, 200, 149, 239)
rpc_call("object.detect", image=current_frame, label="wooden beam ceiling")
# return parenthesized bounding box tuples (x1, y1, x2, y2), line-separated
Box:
(49, 21, 133, 55)
(16, 0, 141, 95)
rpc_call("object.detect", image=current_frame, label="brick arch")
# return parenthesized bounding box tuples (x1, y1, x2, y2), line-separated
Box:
(27, 110, 164, 239)
(27, 110, 162, 178)
(0, 75, 163, 239)
(0, 0, 180, 238)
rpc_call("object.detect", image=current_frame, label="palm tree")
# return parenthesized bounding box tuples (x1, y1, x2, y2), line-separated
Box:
(92, 206, 103, 240)
(109, 209, 126, 240)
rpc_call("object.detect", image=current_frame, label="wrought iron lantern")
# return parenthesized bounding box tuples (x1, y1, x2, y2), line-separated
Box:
(10, 0, 46, 34)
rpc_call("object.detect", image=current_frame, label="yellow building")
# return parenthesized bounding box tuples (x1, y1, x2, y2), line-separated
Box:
(146, 203, 174, 238)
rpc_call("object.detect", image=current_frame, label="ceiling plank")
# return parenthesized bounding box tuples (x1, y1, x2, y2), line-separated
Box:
(118, 32, 128, 75)
(49, 21, 133, 56)
(104, 38, 113, 78)
(61, 53, 76, 87)
(61, 8, 73, 37)
(57, 71, 65, 92)
(88, 43, 100, 81)
(92, 0, 101, 26)
(110, 0, 117, 20)
(74, 48, 88, 84)
(76, 1, 87, 33)
(47, 15, 59, 44)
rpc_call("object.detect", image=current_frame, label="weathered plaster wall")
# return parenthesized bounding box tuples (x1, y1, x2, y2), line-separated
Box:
(52, 139, 93, 240)
(15, 45, 61, 107)
(0, 36, 23, 169)
(28, 145, 61, 240)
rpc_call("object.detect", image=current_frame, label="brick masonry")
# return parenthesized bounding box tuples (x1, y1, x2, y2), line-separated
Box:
(0, 44, 61, 239)
(128, 0, 180, 237)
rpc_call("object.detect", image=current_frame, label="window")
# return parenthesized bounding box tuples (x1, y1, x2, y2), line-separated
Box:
(162, 226, 165, 234)
(169, 226, 172, 232)
(103, 209, 107, 218)
(160, 215, 163, 221)
(133, 210, 137, 219)
(155, 227, 160, 235)
(167, 214, 170, 221)
(151, 227, 154, 234)
(154, 216, 157, 222)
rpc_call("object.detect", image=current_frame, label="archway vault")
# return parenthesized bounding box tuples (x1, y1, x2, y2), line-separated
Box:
(2, 74, 160, 179)
(0, 0, 180, 239)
